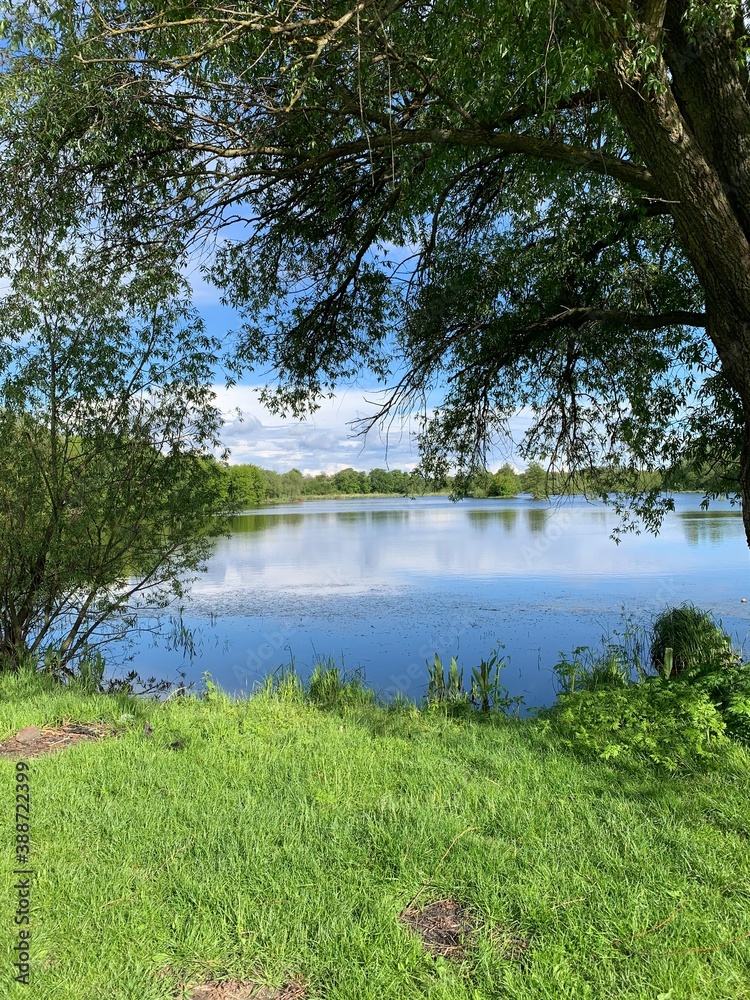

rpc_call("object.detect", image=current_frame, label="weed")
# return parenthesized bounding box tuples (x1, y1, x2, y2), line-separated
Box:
(306, 660, 375, 709)
(258, 659, 306, 702)
(258, 658, 375, 709)
(548, 679, 730, 770)
(426, 646, 523, 715)
(470, 644, 523, 714)
(426, 653, 467, 709)
(72, 651, 106, 696)
(650, 603, 736, 676)
(553, 644, 632, 696)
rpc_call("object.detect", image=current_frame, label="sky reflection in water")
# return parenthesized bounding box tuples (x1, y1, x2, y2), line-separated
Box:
(125, 495, 748, 709)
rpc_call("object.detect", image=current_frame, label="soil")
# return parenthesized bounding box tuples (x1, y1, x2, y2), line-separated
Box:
(399, 898, 476, 961)
(0, 722, 113, 758)
(400, 897, 531, 966)
(183, 978, 306, 999)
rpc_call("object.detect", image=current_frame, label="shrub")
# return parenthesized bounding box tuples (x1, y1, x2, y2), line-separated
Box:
(672, 658, 750, 743)
(650, 604, 735, 677)
(549, 679, 729, 770)
(553, 644, 632, 695)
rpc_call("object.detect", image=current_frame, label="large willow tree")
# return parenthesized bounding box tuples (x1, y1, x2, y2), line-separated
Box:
(2, 1, 749, 537)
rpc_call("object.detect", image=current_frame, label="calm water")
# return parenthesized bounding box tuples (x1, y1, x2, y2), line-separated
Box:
(126, 495, 749, 708)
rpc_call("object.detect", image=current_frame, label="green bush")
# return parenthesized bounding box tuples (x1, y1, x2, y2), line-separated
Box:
(672, 658, 750, 743)
(549, 679, 729, 770)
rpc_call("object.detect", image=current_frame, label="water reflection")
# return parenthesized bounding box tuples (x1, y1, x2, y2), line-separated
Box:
(363, 510, 411, 524)
(230, 512, 306, 534)
(526, 508, 549, 534)
(678, 509, 742, 546)
(467, 509, 519, 533)
(135, 496, 748, 710)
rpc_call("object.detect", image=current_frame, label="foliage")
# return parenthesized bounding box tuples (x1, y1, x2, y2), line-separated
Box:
(548, 607, 750, 765)
(256, 658, 376, 709)
(216, 459, 730, 506)
(470, 644, 524, 713)
(650, 603, 736, 677)
(0, 231, 228, 673)
(426, 653, 468, 709)
(306, 661, 377, 709)
(217, 462, 439, 503)
(548, 679, 730, 770)
(223, 464, 268, 509)
(670, 658, 750, 744)
(552, 644, 634, 696)
(4, 0, 749, 537)
(519, 462, 549, 500)
(257, 661, 307, 703)
(426, 646, 523, 715)
(488, 463, 521, 498)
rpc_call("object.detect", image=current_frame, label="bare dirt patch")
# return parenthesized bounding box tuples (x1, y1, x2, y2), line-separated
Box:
(0, 722, 113, 759)
(400, 897, 531, 967)
(399, 897, 477, 961)
(183, 977, 306, 1000)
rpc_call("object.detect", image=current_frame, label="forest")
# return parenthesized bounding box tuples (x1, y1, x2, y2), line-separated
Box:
(219, 458, 739, 506)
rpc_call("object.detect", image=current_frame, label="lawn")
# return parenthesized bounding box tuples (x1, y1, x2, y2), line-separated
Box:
(1, 669, 749, 999)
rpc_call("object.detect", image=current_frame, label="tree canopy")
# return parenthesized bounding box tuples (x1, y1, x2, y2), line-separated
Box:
(1, 1, 748, 539)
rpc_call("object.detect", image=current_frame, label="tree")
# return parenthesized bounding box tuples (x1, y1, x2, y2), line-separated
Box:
(520, 462, 550, 501)
(489, 464, 521, 498)
(332, 467, 368, 494)
(368, 468, 392, 494)
(3, 1, 750, 540)
(0, 237, 227, 672)
(226, 464, 268, 508)
(280, 468, 305, 499)
(302, 472, 336, 494)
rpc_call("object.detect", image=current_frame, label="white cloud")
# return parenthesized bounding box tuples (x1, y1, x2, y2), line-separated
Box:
(211, 384, 424, 473)
(210, 383, 531, 473)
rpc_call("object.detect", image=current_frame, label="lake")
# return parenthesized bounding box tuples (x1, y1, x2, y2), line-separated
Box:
(126, 494, 749, 709)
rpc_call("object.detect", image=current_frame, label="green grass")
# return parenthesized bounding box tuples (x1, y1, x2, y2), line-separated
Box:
(2, 671, 750, 998)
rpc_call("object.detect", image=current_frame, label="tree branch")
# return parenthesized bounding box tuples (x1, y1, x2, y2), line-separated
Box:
(522, 306, 706, 334)
(181, 126, 657, 195)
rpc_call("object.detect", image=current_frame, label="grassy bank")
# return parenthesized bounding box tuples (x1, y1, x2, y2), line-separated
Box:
(1, 670, 750, 999)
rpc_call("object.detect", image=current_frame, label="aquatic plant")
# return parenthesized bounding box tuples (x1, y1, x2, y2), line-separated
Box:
(426, 653, 466, 708)
(426, 646, 523, 715)
(650, 604, 735, 677)
(552, 644, 632, 696)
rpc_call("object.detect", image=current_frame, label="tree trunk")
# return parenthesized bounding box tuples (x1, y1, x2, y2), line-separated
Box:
(599, 69, 750, 547)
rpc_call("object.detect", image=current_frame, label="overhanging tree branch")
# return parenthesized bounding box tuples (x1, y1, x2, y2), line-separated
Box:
(521, 307, 707, 334)
(177, 127, 657, 194)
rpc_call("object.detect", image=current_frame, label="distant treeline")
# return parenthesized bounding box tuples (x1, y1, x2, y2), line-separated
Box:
(217, 458, 739, 509)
